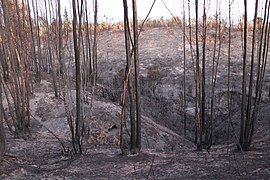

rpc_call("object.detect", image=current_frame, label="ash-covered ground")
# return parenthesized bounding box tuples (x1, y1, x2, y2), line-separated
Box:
(1, 27, 270, 179)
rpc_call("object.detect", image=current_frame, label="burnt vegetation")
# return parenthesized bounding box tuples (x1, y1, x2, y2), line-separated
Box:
(0, 0, 270, 179)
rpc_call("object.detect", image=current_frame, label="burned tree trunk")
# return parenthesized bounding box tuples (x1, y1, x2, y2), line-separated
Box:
(121, 0, 141, 155)
(92, 0, 98, 86)
(72, 0, 83, 154)
(0, 0, 31, 139)
(132, 0, 141, 153)
(0, 74, 5, 161)
(182, 1, 187, 137)
(195, 0, 202, 150)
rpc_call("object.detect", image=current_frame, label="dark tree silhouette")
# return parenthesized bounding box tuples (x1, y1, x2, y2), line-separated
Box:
(0, 74, 5, 161)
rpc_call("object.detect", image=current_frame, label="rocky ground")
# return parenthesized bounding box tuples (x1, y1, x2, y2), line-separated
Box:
(1, 26, 270, 179)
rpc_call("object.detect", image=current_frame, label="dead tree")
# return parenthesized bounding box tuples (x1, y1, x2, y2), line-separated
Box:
(121, 0, 134, 154)
(239, 0, 270, 151)
(195, 0, 202, 150)
(84, 0, 93, 87)
(32, 0, 42, 81)
(26, 0, 39, 83)
(0, 0, 31, 139)
(239, 0, 248, 150)
(209, 2, 219, 150)
(187, 0, 198, 144)
(44, 0, 58, 97)
(92, 0, 98, 86)
(121, 0, 141, 154)
(201, 0, 207, 149)
(72, 0, 84, 154)
(182, 1, 187, 137)
(58, 0, 64, 78)
(226, 0, 233, 153)
(0, 73, 5, 161)
(133, 0, 141, 153)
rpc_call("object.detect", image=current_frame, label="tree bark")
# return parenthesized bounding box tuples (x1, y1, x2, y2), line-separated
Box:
(239, 0, 248, 151)
(182, 1, 187, 137)
(92, 0, 98, 86)
(0, 73, 5, 161)
(132, 0, 141, 152)
(72, 0, 83, 154)
(195, 0, 202, 150)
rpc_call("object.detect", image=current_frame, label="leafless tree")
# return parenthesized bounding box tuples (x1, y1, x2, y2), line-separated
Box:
(0, 73, 5, 161)
(121, 0, 141, 154)
(72, 0, 84, 154)
(195, 0, 202, 150)
(133, 0, 141, 153)
(239, 0, 248, 151)
(44, 0, 58, 97)
(92, 0, 98, 85)
(187, 0, 198, 144)
(182, 1, 187, 137)
(227, 0, 233, 153)
(83, 0, 92, 88)
(26, 0, 39, 83)
(0, 0, 31, 139)
(58, 0, 64, 78)
(239, 0, 270, 151)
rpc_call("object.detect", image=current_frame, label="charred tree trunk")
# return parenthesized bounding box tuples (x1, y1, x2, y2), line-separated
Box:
(187, 0, 197, 144)
(132, 0, 141, 152)
(72, 0, 83, 154)
(0, 74, 5, 161)
(92, 0, 98, 86)
(84, 0, 92, 87)
(240, 0, 269, 151)
(121, 0, 141, 154)
(239, 0, 248, 151)
(227, 0, 232, 153)
(58, 0, 64, 78)
(201, 0, 207, 148)
(239, 0, 262, 151)
(33, 0, 42, 81)
(26, 0, 39, 82)
(1, 0, 31, 139)
(45, 0, 58, 97)
(210, 1, 219, 150)
(195, 0, 202, 150)
(182, 1, 187, 137)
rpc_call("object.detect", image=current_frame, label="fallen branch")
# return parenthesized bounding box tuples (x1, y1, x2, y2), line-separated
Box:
(28, 110, 69, 153)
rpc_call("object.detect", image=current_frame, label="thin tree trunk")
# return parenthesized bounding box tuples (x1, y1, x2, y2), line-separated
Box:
(249, 0, 270, 147)
(26, 0, 39, 82)
(132, 0, 141, 152)
(72, 0, 83, 154)
(58, 0, 64, 78)
(195, 0, 201, 150)
(227, 0, 232, 153)
(34, 0, 42, 80)
(92, 0, 98, 86)
(122, 0, 136, 154)
(45, 0, 58, 97)
(201, 0, 207, 148)
(0, 73, 5, 161)
(244, 0, 259, 150)
(239, 0, 248, 151)
(187, 0, 197, 144)
(84, 0, 92, 87)
(182, 1, 187, 137)
(210, 1, 219, 150)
